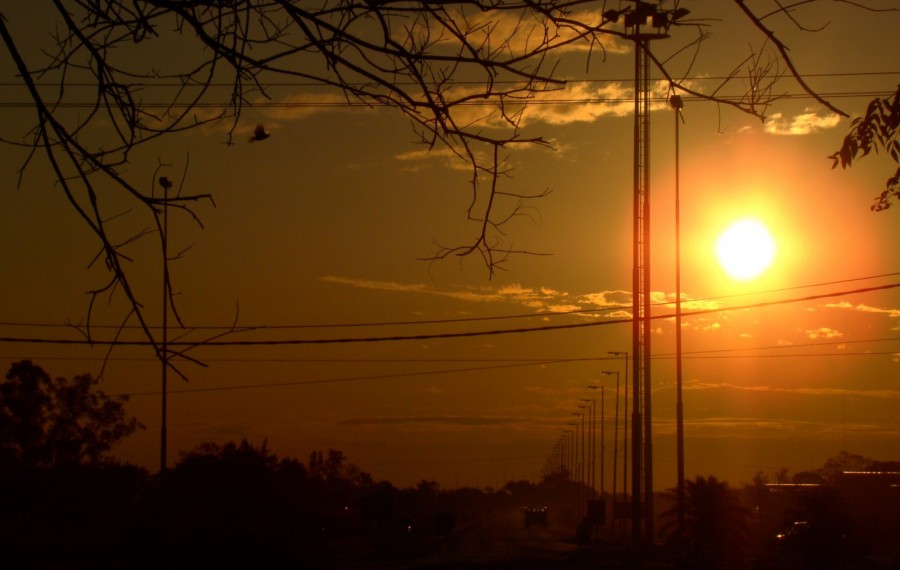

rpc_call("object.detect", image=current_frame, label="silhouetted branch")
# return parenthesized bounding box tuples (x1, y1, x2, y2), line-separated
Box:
(2, 0, 890, 364)
(732, 0, 849, 118)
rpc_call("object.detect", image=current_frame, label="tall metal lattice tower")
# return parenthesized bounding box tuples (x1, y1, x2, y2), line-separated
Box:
(630, 22, 654, 544)
(612, 0, 677, 544)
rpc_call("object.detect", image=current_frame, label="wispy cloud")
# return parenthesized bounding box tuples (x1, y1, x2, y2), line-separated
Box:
(804, 327, 843, 340)
(674, 416, 900, 440)
(684, 380, 900, 400)
(322, 275, 635, 317)
(764, 109, 841, 135)
(684, 416, 807, 432)
(337, 415, 538, 428)
(517, 80, 681, 126)
(256, 91, 367, 122)
(393, 147, 472, 172)
(659, 294, 722, 312)
(321, 276, 503, 304)
(251, 75, 673, 138)
(825, 301, 900, 318)
(579, 290, 630, 309)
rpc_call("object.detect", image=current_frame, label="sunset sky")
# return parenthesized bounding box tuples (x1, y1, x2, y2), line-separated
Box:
(1, 2, 898, 491)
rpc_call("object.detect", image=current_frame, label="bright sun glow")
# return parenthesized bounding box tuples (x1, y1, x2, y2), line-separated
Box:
(715, 218, 776, 281)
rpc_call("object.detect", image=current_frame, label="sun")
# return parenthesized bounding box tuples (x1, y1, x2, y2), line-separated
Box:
(715, 218, 777, 281)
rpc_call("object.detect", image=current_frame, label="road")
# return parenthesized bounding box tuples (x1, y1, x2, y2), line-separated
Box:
(343, 508, 586, 569)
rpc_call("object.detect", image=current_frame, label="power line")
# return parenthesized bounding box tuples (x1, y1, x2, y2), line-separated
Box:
(0, 305, 629, 330)
(1, 70, 896, 89)
(675, 351, 897, 360)
(1, 282, 898, 347)
(113, 350, 898, 398)
(118, 359, 575, 397)
(3, 336, 897, 364)
(0, 90, 891, 109)
(3, 272, 897, 332)
(671, 336, 900, 357)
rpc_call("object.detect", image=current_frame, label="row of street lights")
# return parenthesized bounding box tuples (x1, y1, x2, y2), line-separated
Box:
(543, 352, 629, 529)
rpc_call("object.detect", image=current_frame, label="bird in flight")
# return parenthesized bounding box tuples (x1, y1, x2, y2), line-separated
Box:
(249, 124, 270, 142)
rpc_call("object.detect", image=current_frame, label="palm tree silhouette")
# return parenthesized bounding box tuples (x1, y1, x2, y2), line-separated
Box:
(661, 475, 750, 570)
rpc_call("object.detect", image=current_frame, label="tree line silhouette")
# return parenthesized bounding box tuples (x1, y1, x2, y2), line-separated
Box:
(1, 361, 898, 569)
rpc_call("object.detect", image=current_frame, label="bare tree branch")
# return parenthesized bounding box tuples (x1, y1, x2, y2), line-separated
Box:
(2, 0, 892, 369)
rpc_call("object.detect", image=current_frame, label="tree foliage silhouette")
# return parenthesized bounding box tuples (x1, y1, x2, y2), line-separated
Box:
(661, 475, 751, 570)
(830, 84, 900, 212)
(0, 360, 143, 469)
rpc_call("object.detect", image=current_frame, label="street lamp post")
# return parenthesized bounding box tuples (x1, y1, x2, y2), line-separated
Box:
(608, 351, 629, 533)
(582, 405, 593, 515)
(671, 93, 686, 531)
(581, 399, 597, 500)
(600, 370, 620, 529)
(566, 426, 578, 518)
(572, 412, 585, 517)
(589, 385, 606, 530)
(589, 386, 605, 500)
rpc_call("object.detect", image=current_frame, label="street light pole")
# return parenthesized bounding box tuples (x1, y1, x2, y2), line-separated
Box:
(600, 370, 620, 529)
(566, 427, 577, 518)
(589, 385, 605, 526)
(671, 93, 686, 532)
(609, 351, 629, 533)
(573, 412, 586, 517)
(581, 398, 597, 501)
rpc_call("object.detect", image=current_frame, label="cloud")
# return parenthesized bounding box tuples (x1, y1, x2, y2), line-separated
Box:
(322, 275, 640, 318)
(545, 303, 583, 313)
(825, 301, 900, 318)
(678, 417, 900, 440)
(684, 417, 805, 432)
(321, 276, 433, 295)
(337, 415, 535, 428)
(764, 109, 842, 135)
(804, 327, 843, 340)
(363, 80, 643, 134)
(855, 304, 900, 317)
(254, 77, 674, 139)
(393, 147, 472, 172)
(579, 290, 630, 308)
(255, 91, 367, 122)
(320, 276, 540, 308)
(684, 380, 900, 400)
(516, 80, 683, 126)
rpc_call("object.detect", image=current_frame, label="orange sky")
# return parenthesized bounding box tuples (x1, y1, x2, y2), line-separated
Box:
(0, 2, 898, 491)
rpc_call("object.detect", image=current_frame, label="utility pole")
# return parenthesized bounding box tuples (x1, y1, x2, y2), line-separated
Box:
(672, 93, 686, 532)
